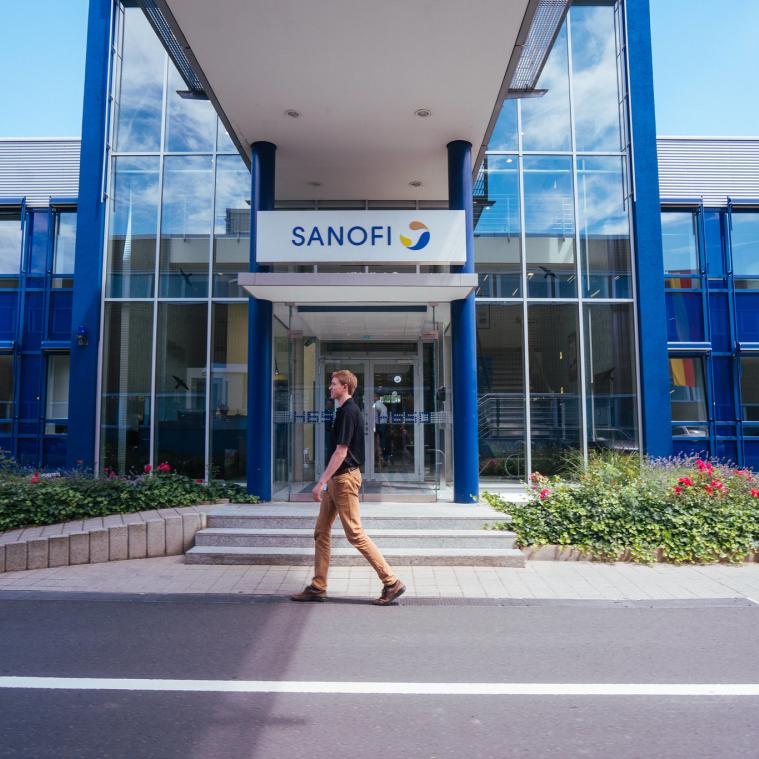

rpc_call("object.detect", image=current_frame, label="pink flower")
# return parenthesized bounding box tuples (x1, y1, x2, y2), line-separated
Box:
(30, 472, 40, 485)
(195, 479, 203, 484)
(751, 489, 759, 498)
(673, 486, 683, 495)
(144, 464, 152, 473)
(704, 485, 714, 496)
(710, 479, 723, 490)
(539, 488, 550, 500)
(157, 462, 172, 473)
(678, 477, 693, 487)
(696, 459, 713, 474)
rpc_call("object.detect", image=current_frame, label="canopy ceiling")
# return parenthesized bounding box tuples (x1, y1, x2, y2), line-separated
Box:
(149, 0, 538, 200)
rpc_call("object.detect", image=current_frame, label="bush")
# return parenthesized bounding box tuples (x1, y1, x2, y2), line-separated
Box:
(0, 464, 258, 533)
(483, 452, 759, 563)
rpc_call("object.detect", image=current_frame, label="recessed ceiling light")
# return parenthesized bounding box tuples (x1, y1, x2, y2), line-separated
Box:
(414, 108, 432, 118)
(409, 180, 423, 187)
(285, 109, 300, 118)
(307, 181, 322, 187)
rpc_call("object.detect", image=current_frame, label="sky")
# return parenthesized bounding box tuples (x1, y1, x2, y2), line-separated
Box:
(0, 0, 757, 139)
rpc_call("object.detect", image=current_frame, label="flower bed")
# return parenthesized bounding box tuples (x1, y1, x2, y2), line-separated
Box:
(483, 453, 759, 564)
(0, 458, 258, 534)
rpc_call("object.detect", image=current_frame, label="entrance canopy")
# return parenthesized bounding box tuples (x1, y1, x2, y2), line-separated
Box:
(238, 272, 478, 304)
(143, 0, 567, 200)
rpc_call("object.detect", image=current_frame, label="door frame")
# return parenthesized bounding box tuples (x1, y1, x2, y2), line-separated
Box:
(316, 350, 423, 482)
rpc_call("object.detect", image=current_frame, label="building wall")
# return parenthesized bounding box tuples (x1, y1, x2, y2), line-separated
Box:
(662, 203, 759, 468)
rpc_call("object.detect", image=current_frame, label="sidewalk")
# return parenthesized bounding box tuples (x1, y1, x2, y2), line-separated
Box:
(0, 555, 758, 601)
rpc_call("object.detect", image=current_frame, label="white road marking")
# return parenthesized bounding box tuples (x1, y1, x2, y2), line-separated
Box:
(0, 677, 758, 696)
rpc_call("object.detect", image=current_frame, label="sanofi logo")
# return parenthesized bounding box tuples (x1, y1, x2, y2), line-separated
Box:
(399, 221, 430, 251)
(289, 219, 430, 251)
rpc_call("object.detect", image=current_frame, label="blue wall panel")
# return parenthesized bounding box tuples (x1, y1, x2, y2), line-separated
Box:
(708, 293, 730, 352)
(626, 0, 671, 456)
(67, 0, 112, 469)
(735, 293, 759, 341)
(48, 291, 73, 340)
(23, 292, 44, 351)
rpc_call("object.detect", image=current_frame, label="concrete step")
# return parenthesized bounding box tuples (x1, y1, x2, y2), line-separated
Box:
(194, 527, 517, 550)
(185, 546, 525, 567)
(207, 504, 510, 531)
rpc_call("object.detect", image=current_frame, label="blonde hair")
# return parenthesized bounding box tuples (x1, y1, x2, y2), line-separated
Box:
(331, 370, 358, 396)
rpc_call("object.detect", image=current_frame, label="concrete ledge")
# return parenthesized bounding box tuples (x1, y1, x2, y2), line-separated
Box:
(523, 544, 759, 563)
(0, 503, 220, 573)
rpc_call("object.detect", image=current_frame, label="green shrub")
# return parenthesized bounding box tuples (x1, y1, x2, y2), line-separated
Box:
(0, 466, 258, 533)
(483, 453, 759, 563)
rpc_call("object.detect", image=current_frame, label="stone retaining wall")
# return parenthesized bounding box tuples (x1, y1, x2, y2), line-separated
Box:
(0, 504, 219, 572)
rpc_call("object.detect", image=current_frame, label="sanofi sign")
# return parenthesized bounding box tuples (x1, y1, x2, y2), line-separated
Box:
(256, 210, 466, 264)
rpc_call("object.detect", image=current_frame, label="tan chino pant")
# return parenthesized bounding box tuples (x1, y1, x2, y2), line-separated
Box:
(312, 468, 397, 591)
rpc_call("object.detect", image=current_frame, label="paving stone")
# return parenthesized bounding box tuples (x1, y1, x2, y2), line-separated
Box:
(103, 514, 124, 528)
(182, 513, 202, 551)
(5, 542, 27, 572)
(61, 520, 85, 535)
(164, 515, 184, 555)
(146, 519, 166, 557)
(69, 532, 90, 565)
(108, 525, 128, 561)
(89, 529, 109, 564)
(0, 529, 24, 545)
(48, 535, 70, 567)
(83, 517, 104, 531)
(26, 538, 49, 570)
(128, 522, 147, 559)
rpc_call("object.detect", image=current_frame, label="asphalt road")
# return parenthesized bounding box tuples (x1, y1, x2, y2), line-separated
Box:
(1, 592, 758, 759)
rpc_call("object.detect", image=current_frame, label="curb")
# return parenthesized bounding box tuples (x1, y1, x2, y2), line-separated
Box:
(0, 503, 223, 573)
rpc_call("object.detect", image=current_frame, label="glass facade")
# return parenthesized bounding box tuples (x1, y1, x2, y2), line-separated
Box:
(99, 4, 247, 478)
(98, 1, 638, 485)
(476, 3, 638, 478)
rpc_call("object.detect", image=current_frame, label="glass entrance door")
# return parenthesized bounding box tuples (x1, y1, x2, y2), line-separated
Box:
(317, 357, 422, 482)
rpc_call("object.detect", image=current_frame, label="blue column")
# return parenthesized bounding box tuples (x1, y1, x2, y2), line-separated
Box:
(626, 0, 672, 456)
(67, 0, 112, 469)
(247, 142, 276, 499)
(448, 140, 479, 503)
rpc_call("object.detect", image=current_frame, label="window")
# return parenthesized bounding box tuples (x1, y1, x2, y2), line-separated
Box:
(661, 211, 700, 288)
(0, 209, 22, 274)
(740, 357, 759, 422)
(669, 356, 708, 435)
(45, 354, 69, 434)
(53, 210, 77, 276)
(731, 211, 759, 281)
(0, 354, 13, 431)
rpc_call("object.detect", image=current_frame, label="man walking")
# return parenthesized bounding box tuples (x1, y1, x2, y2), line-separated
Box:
(291, 370, 406, 605)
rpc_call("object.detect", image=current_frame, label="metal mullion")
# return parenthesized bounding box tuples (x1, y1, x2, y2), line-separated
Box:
(566, 11, 589, 465)
(149, 53, 170, 470)
(94, 3, 122, 476)
(203, 153, 217, 482)
(517, 145, 531, 478)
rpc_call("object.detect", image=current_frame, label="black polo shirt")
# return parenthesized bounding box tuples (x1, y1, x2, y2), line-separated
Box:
(328, 397, 365, 475)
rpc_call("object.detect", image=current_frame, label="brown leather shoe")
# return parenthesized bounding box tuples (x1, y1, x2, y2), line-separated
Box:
(373, 579, 406, 606)
(291, 585, 327, 602)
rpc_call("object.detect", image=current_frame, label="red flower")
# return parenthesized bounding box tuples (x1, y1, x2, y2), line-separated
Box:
(696, 459, 713, 474)
(704, 485, 714, 496)
(157, 462, 172, 473)
(673, 486, 683, 495)
(30, 472, 40, 485)
(539, 488, 550, 500)
(751, 489, 759, 498)
(734, 469, 752, 480)
(678, 477, 693, 487)
(710, 479, 723, 490)
(144, 464, 152, 473)
(195, 479, 203, 484)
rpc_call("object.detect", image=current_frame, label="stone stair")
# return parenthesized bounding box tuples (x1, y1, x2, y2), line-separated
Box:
(185, 502, 524, 567)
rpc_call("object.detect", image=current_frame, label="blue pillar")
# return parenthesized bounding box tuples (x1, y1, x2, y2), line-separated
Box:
(626, 0, 672, 456)
(448, 140, 479, 503)
(67, 0, 112, 469)
(247, 142, 276, 499)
